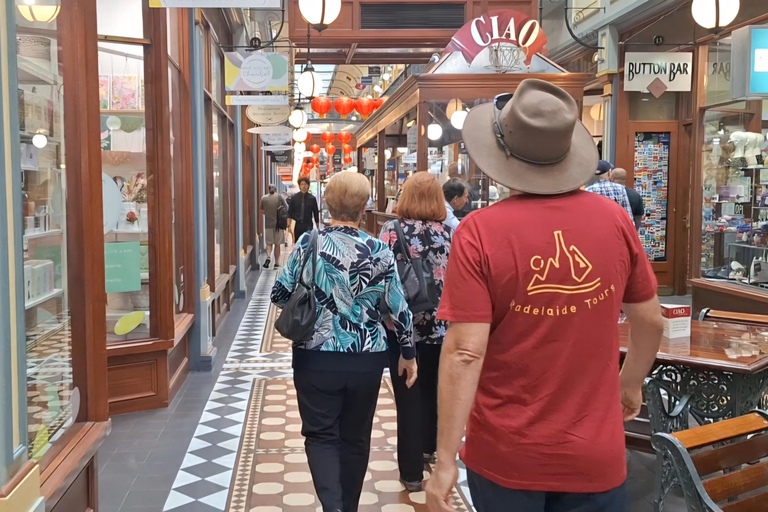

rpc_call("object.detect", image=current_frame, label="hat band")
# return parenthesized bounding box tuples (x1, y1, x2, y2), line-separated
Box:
(493, 107, 570, 165)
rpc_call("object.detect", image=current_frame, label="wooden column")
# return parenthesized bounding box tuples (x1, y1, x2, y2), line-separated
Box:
(416, 102, 429, 172)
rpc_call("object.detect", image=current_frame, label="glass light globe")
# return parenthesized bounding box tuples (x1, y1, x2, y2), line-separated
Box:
(293, 128, 308, 142)
(373, 85, 383, 93)
(382, 73, 391, 81)
(106, 116, 122, 131)
(293, 142, 306, 153)
(18, 3, 61, 23)
(298, 0, 341, 30)
(384, 149, 392, 160)
(446, 98, 463, 118)
(427, 123, 443, 141)
(289, 107, 308, 129)
(691, 0, 740, 29)
(297, 65, 322, 98)
(32, 133, 48, 149)
(450, 110, 468, 130)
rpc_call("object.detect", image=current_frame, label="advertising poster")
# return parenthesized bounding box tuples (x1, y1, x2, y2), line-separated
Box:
(224, 52, 288, 92)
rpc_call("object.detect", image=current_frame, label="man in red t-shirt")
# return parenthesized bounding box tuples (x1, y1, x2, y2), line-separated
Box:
(425, 80, 663, 512)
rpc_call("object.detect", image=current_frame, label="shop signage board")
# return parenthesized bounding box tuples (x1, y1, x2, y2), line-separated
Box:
(732, 26, 768, 98)
(261, 132, 292, 146)
(245, 104, 291, 125)
(277, 166, 292, 176)
(104, 242, 141, 293)
(150, 0, 280, 7)
(443, 10, 547, 67)
(624, 52, 693, 93)
(272, 152, 291, 164)
(368, 66, 381, 76)
(224, 52, 288, 92)
(226, 95, 288, 106)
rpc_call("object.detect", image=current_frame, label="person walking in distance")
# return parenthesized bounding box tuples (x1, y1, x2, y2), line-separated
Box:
(611, 167, 644, 229)
(442, 179, 469, 230)
(426, 79, 664, 512)
(260, 184, 288, 269)
(586, 160, 634, 220)
(379, 172, 453, 492)
(288, 176, 320, 243)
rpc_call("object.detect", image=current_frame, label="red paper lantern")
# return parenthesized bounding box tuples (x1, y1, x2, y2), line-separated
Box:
(310, 156, 320, 166)
(311, 96, 332, 119)
(374, 98, 385, 110)
(309, 144, 321, 154)
(354, 97, 375, 119)
(334, 97, 355, 119)
(321, 131, 335, 144)
(325, 144, 337, 155)
(343, 156, 353, 164)
(342, 144, 353, 155)
(336, 131, 351, 144)
(304, 133, 312, 144)
(303, 163, 313, 173)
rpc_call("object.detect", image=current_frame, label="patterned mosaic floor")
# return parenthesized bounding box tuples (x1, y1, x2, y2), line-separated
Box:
(164, 268, 473, 512)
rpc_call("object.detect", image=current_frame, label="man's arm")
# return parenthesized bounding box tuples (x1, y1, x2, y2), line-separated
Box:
(427, 322, 490, 512)
(620, 296, 663, 420)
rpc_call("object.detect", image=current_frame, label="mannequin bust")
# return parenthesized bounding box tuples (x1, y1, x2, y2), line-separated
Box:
(729, 131, 748, 159)
(745, 132, 761, 166)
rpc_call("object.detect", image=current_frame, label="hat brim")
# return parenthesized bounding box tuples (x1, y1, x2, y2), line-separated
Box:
(461, 103, 598, 195)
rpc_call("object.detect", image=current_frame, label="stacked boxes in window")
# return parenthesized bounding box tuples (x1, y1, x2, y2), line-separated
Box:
(25, 259, 55, 305)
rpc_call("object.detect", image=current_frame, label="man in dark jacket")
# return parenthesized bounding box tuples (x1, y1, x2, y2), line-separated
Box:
(611, 168, 644, 230)
(288, 177, 320, 242)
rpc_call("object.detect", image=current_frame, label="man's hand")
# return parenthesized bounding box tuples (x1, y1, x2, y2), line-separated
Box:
(398, 355, 418, 388)
(426, 460, 459, 512)
(621, 380, 643, 421)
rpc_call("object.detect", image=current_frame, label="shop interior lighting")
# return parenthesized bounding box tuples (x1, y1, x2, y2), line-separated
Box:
(32, 133, 48, 149)
(18, 0, 60, 23)
(293, 142, 306, 153)
(384, 149, 392, 160)
(289, 106, 308, 129)
(406, 119, 416, 128)
(382, 73, 391, 81)
(450, 110, 468, 130)
(298, 63, 322, 99)
(691, 0, 740, 30)
(589, 104, 603, 121)
(397, 147, 408, 153)
(298, 0, 342, 32)
(373, 85, 383, 93)
(427, 123, 443, 141)
(106, 116, 122, 131)
(293, 128, 309, 142)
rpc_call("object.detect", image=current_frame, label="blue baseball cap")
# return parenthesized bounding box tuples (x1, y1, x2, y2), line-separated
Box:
(596, 160, 614, 175)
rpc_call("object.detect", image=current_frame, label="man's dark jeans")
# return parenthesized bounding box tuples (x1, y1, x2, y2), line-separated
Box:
(468, 469, 629, 512)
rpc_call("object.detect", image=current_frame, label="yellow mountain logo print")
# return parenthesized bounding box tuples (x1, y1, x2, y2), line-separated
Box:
(527, 231, 602, 295)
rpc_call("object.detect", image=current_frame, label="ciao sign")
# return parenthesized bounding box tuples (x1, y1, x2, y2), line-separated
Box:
(443, 10, 547, 67)
(624, 52, 693, 93)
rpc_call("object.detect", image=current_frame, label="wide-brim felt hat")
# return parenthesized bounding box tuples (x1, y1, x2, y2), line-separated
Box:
(462, 78, 598, 195)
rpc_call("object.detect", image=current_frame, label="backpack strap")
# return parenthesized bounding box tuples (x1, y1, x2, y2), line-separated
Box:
(392, 220, 411, 262)
(298, 229, 318, 287)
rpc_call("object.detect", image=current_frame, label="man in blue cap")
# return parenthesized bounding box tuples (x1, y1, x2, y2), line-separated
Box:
(586, 160, 633, 219)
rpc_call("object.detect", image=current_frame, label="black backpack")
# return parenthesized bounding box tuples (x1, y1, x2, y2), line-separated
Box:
(276, 197, 288, 230)
(391, 221, 440, 313)
(275, 230, 318, 341)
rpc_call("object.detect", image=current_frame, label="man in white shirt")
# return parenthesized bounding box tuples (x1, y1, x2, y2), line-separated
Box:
(443, 178, 469, 230)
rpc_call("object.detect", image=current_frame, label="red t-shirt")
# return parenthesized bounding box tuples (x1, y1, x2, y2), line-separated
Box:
(437, 190, 657, 493)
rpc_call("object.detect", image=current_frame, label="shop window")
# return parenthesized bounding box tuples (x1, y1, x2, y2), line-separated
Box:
(705, 40, 733, 106)
(699, 102, 768, 290)
(97, 41, 151, 343)
(97, 0, 145, 39)
(211, 40, 223, 105)
(169, 64, 185, 318)
(167, 8, 181, 65)
(15, 3, 78, 465)
(213, 113, 224, 279)
(629, 92, 678, 121)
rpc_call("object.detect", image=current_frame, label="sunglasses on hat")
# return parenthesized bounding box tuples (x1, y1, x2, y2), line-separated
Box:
(492, 93, 514, 157)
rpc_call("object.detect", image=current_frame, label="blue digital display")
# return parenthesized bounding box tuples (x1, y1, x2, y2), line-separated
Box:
(749, 28, 768, 94)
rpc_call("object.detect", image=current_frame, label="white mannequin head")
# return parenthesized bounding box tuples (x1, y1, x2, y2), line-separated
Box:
(729, 131, 748, 157)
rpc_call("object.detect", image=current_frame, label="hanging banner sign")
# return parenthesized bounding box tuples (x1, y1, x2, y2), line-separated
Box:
(277, 166, 293, 176)
(443, 10, 547, 67)
(624, 52, 693, 93)
(261, 132, 292, 146)
(150, 0, 280, 7)
(224, 52, 288, 92)
(245, 104, 291, 126)
(226, 95, 288, 106)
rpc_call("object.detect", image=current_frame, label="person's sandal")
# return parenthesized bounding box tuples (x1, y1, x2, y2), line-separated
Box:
(262, 258, 271, 269)
(273, 263, 279, 270)
(400, 479, 423, 493)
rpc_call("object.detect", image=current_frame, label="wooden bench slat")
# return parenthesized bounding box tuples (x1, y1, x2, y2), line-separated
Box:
(691, 435, 768, 476)
(722, 492, 768, 512)
(703, 460, 768, 503)
(673, 414, 768, 450)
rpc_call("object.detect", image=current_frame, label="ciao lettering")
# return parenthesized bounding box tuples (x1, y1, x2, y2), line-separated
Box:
(627, 60, 689, 83)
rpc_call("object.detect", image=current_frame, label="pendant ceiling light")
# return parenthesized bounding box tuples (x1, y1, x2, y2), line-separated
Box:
(18, 1, 61, 23)
(691, 0, 740, 30)
(427, 123, 443, 141)
(289, 106, 308, 129)
(293, 128, 309, 143)
(298, 0, 342, 32)
(450, 110, 468, 130)
(297, 62, 322, 99)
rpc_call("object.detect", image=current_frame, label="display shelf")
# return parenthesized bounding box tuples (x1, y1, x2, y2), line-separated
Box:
(25, 288, 63, 310)
(20, 132, 61, 144)
(23, 229, 62, 240)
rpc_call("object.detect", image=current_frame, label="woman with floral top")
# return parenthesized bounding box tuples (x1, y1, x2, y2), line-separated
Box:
(379, 172, 453, 492)
(272, 171, 416, 512)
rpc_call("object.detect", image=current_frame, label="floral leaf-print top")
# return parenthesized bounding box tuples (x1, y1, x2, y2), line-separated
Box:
(271, 226, 415, 358)
(379, 219, 453, 345)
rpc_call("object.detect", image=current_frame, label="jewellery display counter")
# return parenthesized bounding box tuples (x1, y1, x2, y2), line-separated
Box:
(690, 99, 768, 315)
(354, 52, 591, 236)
